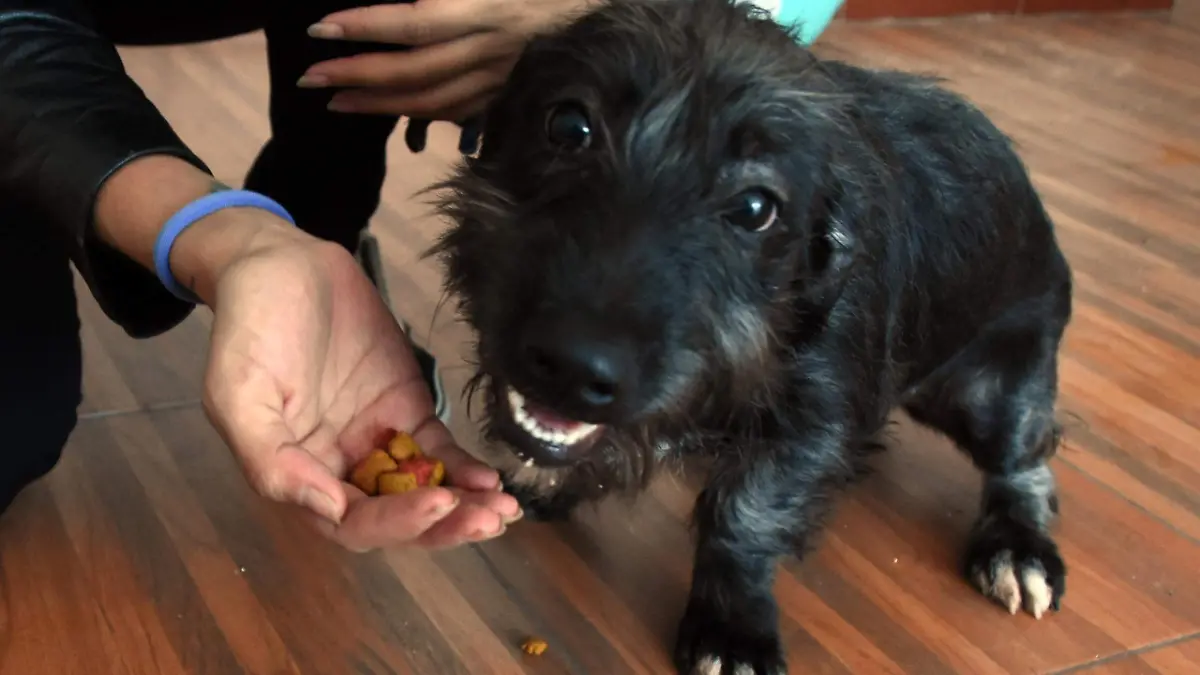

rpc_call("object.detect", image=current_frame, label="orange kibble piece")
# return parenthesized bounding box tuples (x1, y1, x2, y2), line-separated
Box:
(349, 450, 399, 496)
(520, 637, 548, 656)
(351, 432, 443, 497)
(387, 431, 423, 461)
(428, 459, 445, 487)
(396, 456, 446, 488)
(378, 472, 420, 495)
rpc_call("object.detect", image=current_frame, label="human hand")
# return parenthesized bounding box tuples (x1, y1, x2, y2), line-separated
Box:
(91, 156, 518, 550)
(297, 0, 596, 119)
(198, 219, 521, 551)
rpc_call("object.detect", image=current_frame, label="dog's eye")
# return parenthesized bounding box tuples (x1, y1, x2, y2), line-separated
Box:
(545, 103, 593, 150)
(725, 189, 779, 233)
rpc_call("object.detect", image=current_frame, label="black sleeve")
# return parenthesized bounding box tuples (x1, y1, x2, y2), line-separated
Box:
(0, 0, 212, 338)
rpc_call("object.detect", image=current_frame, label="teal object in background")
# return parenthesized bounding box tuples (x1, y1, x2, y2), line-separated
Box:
(751, 0, 844, 44)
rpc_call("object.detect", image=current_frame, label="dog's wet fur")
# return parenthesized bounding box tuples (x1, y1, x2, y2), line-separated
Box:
(427, 0, 1073, 672)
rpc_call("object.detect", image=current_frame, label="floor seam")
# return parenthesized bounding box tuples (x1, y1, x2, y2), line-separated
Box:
(1047, 631, 1200, 674)
(78, 398, 203, 421)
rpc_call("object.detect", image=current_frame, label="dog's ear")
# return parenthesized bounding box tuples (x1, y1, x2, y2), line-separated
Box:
(792, 187, 863, 316)
(766, 67, 863, 315)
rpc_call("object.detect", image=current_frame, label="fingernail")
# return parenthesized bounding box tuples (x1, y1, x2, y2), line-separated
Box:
(307, 23, 344, 39)
(503, 508, 524, 524)
(300, 487, 340, 523)
(327, 99, 354, 113)
(474, 523, 506, 540)
(296, 74, 330, 88)
(426, 497, 458, 518)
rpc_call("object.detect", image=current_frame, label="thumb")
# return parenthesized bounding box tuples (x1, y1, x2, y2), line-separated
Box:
(203, 389, 348, 524)
(310, 1, 488, 46)
(255, 436, 349, 524)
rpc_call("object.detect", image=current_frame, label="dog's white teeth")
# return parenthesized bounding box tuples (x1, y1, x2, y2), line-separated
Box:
(571, 424, 599, 443)
(507, 388, 525, 413)
(506, 386, 597, 446)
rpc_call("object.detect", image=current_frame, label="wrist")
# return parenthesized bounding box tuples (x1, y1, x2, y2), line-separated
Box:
(93, 154, 315, 306)
(169, 207, 310, 305)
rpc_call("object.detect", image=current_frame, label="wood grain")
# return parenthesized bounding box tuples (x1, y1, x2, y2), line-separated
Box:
(1062, 637, 1200, 673)
(1020, 0, 1173, 13)
(1177, 0, 1200, 28)
(841, 0, 1172, 20)
(2, 13, 1198, 675)
(843, 0, 1019, 21)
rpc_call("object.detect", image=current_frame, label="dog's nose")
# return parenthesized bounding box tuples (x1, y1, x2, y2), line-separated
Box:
(520, 324, 633, 417)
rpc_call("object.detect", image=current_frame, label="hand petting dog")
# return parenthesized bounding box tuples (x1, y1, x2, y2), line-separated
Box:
(298, 0, 596, 121)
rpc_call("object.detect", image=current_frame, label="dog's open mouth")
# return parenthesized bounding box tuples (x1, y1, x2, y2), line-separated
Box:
(502, 387, 604, 463)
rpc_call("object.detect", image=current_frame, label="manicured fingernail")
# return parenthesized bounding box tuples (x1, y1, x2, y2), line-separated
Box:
(307, 23, 344, 39)
(300, 487, 340, 523)
(296, 74, 330, 88)
(327, 98, 354, 113)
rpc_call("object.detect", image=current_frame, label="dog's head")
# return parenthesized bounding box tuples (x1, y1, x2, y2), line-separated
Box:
(429, 0, 857, 485)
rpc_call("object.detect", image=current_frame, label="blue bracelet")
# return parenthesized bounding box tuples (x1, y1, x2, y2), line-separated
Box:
(153, 189, 296, 303)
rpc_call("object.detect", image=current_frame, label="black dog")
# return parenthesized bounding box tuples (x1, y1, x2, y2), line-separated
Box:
(428, 0, 1073, 672)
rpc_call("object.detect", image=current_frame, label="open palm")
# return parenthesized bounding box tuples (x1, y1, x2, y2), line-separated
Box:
(202, 238, 519, 551)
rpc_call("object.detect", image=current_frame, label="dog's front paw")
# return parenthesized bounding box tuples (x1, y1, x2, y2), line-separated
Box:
(964, 520, 1066, 619)
(673, 599, 785, 675)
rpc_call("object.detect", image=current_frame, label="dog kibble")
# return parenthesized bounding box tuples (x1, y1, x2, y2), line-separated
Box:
(349, 450, 399, 495)
(520, 637, 548, 656)
(387, 432, 423, 461)
(349, 432, 445, 496)
(395, 455, 446, 489)
(378, 471, 420, 495)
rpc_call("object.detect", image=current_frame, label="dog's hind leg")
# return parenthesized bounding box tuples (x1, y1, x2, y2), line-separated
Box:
(903, 289, 1071, 619)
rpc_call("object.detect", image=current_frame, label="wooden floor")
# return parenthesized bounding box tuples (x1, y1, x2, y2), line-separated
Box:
(2, 12, 1198, 675)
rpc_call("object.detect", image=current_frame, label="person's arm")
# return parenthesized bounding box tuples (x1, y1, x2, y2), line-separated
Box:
(0, 0, 236, 336)
(93, 154, 311, 308)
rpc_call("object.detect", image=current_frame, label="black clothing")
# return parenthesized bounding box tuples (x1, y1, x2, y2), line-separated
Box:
(0, 0, 440, 513)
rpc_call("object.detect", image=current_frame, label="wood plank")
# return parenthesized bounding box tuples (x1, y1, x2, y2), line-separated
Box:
(841, 0, 1172, 20)
(1176, 0, 1200, 28)
(1066, 637, 1200, 673)
(844, 0, 1019, 21)
(1022, 0, 1173, 13)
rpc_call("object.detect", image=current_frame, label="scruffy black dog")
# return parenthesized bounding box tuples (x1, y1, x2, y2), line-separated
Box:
(427, 0, 1073, 672)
